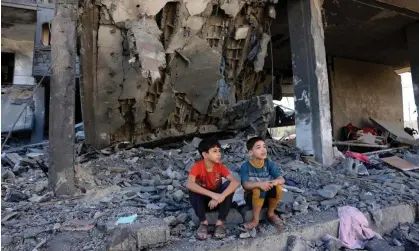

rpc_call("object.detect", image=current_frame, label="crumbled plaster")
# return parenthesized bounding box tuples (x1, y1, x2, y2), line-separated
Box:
(127, 19, 166, 83)
(220, 0, 244, 18)
(184, 0, 211, 16)
(254, 33, 270, 72)
(170, 36, 222, 114)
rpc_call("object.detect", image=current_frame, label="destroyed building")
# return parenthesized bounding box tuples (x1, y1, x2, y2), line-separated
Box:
(76, 0, 419, 166)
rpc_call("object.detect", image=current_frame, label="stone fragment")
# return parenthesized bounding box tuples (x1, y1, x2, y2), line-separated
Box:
(5, 189, 28, 202)
(163, 216, 177, 226)
(365, 238, 404, 251)
(108, 220, 170, 250)
(172, 190, 185, 202)
(176, 213, 188, 223)
(171, 223, 186, 236)
(293, 195, 309, 212)
(1, 170, 15, 180)
(318, 184, 342, 199)
(34, 180, 48, 193)
(61, 219, 96, 231)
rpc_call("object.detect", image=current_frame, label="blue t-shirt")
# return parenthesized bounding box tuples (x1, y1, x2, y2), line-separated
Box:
(240, 159, 281, 183)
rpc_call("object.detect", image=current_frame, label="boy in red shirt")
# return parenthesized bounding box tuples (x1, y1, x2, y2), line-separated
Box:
(186, 138, 240, 240)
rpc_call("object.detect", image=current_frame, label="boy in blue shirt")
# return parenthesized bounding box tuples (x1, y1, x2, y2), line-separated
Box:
(240, 137, 285, 231)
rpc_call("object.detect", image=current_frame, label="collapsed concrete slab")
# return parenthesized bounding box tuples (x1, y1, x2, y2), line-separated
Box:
(79, 1, 279, 148)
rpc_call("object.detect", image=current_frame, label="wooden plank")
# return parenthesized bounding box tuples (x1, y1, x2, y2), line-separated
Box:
(381, 156, 419, 171)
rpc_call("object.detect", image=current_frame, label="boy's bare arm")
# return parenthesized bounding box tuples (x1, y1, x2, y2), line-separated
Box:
(186, 175, 223, 201)
(270, 176, 285, 186)
(243, 181, 273, 191)
(221, 175, 240, 198)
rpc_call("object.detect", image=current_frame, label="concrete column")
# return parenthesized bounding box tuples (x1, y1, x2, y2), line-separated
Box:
(406, 23, 419, 130)
(287, 0, 333, 166)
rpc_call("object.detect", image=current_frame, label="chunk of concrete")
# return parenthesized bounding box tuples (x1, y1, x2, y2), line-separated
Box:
(137, 0, 170, 16)
(171, 36, 222, 114)
(127, 19, 166, 83)
(166, 17, 204, 54)
(364, 238, 404, 251)
(254, 33, 270, 72)
(286, 235, 315, 251)
(184, 0, 211, 16)
(147, 78, 175, 128)
(100, 0, 138, 24)
(108, 220, 170, 250)
(318, 184, 341, 199)
(235, 26, 249, 40)
(220, 0, 244, 18)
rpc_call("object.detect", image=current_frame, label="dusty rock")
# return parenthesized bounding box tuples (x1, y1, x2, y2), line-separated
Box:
(173, 190, 185, 202)
(365, 238, 404, 251)
(4, 189, 28, 202)
(163, 216, 177, 226)
(293, 195, 309, 212)
(318, 184, 342, 199)
(287, 235, 315, 251)
(171, 224, 186, 236)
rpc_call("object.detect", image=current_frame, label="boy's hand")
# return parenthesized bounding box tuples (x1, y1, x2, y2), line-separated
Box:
(211, 193, 225, 203)
(259, 182, 274, 191)
(208, 199, 219, 210)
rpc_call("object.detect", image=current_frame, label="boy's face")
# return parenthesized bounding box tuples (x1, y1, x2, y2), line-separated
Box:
(249, 140, 267, 159)
(202, 146, 222, 163)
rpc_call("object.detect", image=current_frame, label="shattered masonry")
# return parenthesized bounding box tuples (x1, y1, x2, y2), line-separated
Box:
(80, 0, 277, 148)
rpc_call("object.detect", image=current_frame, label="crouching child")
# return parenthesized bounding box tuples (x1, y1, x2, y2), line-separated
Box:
(240, 137, 285, 231)
(186, 138, 240, 240)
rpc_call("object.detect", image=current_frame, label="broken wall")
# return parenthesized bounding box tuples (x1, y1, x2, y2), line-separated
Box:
(79, 0, 277, 148)
(331, 57, 403, 139)
(1, 38, 36, 86)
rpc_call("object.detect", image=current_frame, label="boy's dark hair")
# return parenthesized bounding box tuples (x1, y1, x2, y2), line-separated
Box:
(198, 138, 221, 157)
(246, 137, 265, 151)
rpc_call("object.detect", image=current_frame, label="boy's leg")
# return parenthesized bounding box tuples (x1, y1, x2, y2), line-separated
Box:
(189, 190, 210, 239)
(189, 190, 208, 223)
(266, 184, 284, 230)
(217, 181, 234, 224)
(245, 188, 265, 229)
(266, 184, 283, 216)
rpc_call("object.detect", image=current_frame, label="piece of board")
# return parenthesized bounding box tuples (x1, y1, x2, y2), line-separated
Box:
(381, 156, 419, 171)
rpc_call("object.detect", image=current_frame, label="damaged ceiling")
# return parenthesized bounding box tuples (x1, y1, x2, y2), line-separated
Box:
(80, 0, 277, 148)
(269, 0, 419, 71)
(1, 6, 37, 41)
(79, 0, 418, 148)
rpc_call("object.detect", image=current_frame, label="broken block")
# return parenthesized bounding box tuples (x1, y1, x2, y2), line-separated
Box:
(107, 220, 170, 250)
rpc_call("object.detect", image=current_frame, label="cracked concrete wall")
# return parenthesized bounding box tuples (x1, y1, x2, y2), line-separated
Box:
(80, 0, 278, 147)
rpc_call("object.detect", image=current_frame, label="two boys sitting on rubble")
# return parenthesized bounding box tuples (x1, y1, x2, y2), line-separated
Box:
(186, 137, 285, 240)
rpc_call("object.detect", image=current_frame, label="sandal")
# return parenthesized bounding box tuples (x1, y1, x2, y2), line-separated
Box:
(241, 222, 257, 231)
(196, 224, 209, 240)
(267, 215, 284, 232)
(214, 224, 226, 239)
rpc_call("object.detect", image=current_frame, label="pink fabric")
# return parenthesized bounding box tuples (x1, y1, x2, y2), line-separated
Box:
(337, 206, 378, 249)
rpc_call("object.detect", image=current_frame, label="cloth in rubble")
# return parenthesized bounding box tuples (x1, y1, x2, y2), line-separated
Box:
(327, 206, 380, 249)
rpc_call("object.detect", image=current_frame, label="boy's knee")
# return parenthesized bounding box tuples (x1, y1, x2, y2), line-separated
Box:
(275, 185, 283, 199)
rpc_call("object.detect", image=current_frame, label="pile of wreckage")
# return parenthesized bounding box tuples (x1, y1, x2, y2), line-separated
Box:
(2, 125, 419, 251)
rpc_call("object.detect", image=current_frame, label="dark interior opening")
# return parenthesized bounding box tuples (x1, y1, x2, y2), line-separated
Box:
(1, 52, 15, 86)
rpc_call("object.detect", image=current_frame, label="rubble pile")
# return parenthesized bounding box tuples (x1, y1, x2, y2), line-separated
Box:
(1, 137, 419, 251)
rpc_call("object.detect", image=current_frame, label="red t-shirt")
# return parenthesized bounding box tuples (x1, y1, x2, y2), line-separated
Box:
(189, 160, 231, 191)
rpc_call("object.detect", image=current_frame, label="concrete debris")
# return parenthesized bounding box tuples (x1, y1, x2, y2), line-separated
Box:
(220, 0, 244, 18)
(2, 136, 419, 251)
(184, 0, 211, 16)
(254, 33, 270, 72)
(287, 235, 315, 251)
(171, 36, 222, 114)
(127, 19, 166, 83)
(235, 26, 250, 40)
(217, 95, 274, 136)
(137, 0, 170, 16)
(317, 184, 341, 199)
